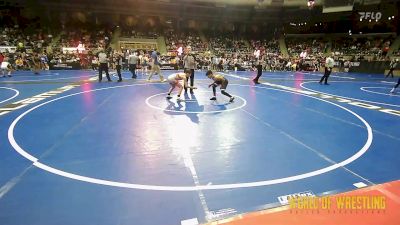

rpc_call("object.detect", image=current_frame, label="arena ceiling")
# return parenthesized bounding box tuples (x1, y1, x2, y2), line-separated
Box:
(5, 0, 318, 24)
(3, 0, 397, 24)
(157, 0, 317, 7)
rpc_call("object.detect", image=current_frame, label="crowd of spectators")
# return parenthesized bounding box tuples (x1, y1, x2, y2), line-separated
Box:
(50, 28, 112, 68)
(286, 38, 328, 57)
(1, 23, 398, 74)
(393, 50, 400, 56)
(165, 30, 208, 53)
(251, 39, 280, 55)
(0, 26, 53, 71)
(208, 34, 250, 55)
(57, 28, 111, 50)
(0, 24, 114, 72)
(331, 37, 394, 59)
(0, 26, 53, 52)
(120, 28, 159, 39)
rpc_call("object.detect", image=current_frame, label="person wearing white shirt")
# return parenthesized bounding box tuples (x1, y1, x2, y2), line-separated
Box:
(212, 57, 218, 70)
(98, 50, 111, 82)
(319, 55, 335, 85)
(253, 49, 260, 59)
(141, 54, 149, 75)
(128, 51, 139, 79)
(286, 61, 292, 71)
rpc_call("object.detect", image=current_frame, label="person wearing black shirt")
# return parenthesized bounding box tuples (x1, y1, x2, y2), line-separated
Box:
(115, 53, 123, 82)
(386, 59, 398, 78)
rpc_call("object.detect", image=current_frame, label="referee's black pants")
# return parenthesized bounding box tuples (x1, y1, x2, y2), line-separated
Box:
(99, 63, 111, 82)
(319, 67, 332, 84)
(116, 65, 122, 81)
(254, 65, 263, 82)
(129, 64, 137, 78)
(185, 69, 195, 93)
(386, 68, 394, 78)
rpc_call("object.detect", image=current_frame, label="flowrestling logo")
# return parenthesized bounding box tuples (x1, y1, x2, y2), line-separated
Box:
(359, 12, 382, 21)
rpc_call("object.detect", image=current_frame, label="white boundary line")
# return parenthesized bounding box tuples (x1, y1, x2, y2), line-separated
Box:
(304, 72, 355, 80)
(7, 83, 373, 191)
(263, 78, 321, 81)
(0, 87, 19, 104)
(380, 81, 396, 84)
(181, 218, 199, 225)
(7, 73, 60, 78)
(239, 104, 374, 185)
(300, 81, 400, 108)
(353, 182, 367, 188)
(360, 87, 399, 97)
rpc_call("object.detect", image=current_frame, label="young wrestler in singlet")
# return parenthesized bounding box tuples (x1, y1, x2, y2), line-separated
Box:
(206, 70, 234, 102)
(166, 69, 197, 101)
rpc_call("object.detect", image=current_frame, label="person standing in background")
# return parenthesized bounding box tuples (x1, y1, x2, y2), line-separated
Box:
(123, 49, 129, 71)
(115, 52, 123, 82)
(211, 57, 216, 70)
(141, 52, 149, 75)
(385, 59, 398, 78)
(253, 55, 263, 84)
(15, 57, 24, 70)
(32, 53, 41, 75)
(0, 55, 13, 77)
(0, 53, 4, 66)
(183, 46, 196, 94)
(319, 54, 335, 85)
(128, 50, 139, 79)
(148, 49, 165, 82)
(98, 50, 111, 82)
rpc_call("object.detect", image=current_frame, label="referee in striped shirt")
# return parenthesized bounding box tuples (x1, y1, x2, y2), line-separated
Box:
(98, 50, 111, 82)
(183, 48, 196, 94)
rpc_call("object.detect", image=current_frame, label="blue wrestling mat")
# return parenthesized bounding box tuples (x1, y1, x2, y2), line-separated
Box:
(0, 69, 399, 225)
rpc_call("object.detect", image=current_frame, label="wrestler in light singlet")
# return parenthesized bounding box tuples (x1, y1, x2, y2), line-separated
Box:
(166, 69, 197, 101)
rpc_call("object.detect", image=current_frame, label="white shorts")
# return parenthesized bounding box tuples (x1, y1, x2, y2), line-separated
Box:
(167, 75, 178, 85)
(1, 62, 10, 70)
